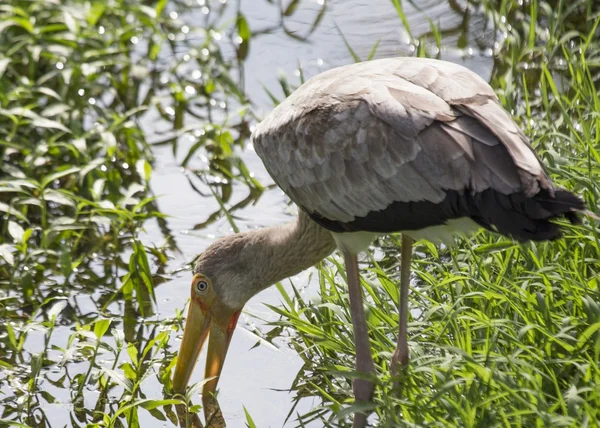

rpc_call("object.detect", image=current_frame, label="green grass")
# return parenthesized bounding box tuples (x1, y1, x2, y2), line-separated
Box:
(0, 0, 599, 426)
(270, 0, 600, 426)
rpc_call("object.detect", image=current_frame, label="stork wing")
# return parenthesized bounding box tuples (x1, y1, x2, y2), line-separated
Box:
(252, 57, 553, 233)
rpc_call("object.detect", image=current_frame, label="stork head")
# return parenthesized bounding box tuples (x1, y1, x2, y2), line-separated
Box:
(171, 273, 242, 399)
(171, 217, 332, 411)
(172, 235, 258, 403)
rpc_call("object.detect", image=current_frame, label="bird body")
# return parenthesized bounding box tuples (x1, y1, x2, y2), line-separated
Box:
(253, 57, 583, 246)
(173, 57, 586, 428)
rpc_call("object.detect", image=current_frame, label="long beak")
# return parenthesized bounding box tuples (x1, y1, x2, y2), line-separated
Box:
(172, 301, 241, 399)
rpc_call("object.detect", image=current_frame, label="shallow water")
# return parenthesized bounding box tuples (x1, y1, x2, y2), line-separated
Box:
(1, 1, 498, 426)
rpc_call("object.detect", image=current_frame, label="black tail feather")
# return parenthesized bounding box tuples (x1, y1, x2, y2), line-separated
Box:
(473, 188, 585, 241)
(309, 187, 585, 243)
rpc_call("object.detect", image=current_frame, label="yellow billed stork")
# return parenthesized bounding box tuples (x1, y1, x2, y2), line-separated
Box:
(172, 57, 586, 427)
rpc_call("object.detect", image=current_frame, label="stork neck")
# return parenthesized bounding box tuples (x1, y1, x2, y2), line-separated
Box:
(251, 210, 336, 292)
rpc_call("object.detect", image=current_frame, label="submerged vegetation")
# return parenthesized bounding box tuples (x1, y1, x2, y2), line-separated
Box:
(0, 0, 598, 427)
(0, 0, 257, 425)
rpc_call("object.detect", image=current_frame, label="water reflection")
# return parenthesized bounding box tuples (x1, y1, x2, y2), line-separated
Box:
(177, 403, 205, 427)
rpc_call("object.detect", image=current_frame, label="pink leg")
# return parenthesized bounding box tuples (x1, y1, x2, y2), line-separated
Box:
(392, 235, 413, 375)
(343, 251, 375, 428)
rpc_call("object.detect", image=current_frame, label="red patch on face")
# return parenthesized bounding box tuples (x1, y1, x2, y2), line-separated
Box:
(227, 309, 242, 336)
(193, 296, 209, 312)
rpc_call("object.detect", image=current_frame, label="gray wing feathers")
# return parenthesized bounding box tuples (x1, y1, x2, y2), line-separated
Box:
(458, 102, 542, 174)
(253, 57, 548, 222)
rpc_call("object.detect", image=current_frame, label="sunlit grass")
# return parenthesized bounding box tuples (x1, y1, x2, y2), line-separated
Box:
(271, 0, 600, 426)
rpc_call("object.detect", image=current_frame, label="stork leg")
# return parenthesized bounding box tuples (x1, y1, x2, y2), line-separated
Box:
(391, 235, 413, 376)
(343, 251, 375, 428)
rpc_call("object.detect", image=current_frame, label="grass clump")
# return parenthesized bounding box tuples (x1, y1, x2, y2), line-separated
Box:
(272, 1, 600, 426)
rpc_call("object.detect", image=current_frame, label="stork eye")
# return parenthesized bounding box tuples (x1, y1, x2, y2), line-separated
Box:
(195, 280, 209, 293)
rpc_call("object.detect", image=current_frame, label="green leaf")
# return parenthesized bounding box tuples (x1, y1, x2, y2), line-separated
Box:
(390, 0, 412, 38)
(0, 202, 28, 223)
(127, 343, 139, 367)
(40, 390, 56, 404)
(0, 17, 34, 34)
(108, 399, 183, 425)
(47, 300, 67, 323)
(30, 117, 70, 133)
(236, 14, 251, 61)
(43, 190, 76, 207)
(79, 158, 104, 181)
(5, 323, 17, 349)
(94, 319, 111, 339)
(8, 221, 24, 242)
(35, 87, 62, 100)
(22, 228, 32, 243)
(473, 242, 517, 255)
(122, 362, 137, 380)
(112, 328, 125, 349)
(244, 406, 258, 428)
(136, 159, 152, 182)
(40, 167, 81, 188)
(283, 0, 300, 16)
(0, 58, 10, 78)
(102, 368, 133, 392)
(0, 244, 14, 266)
(134, 240, 156, 304)
(579, 322, 600, 346)
(138, 5, 157, 19)
(0, 419, 29, 428)
(155, 0, 168, 17)
(367, 38, 381, 61)
(62, 10, 78, 34)
(40, 103, 71, 117)
(87, 3, 106, 25)
(335, 23, 360, 63)
(140, 399, 182, 411)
